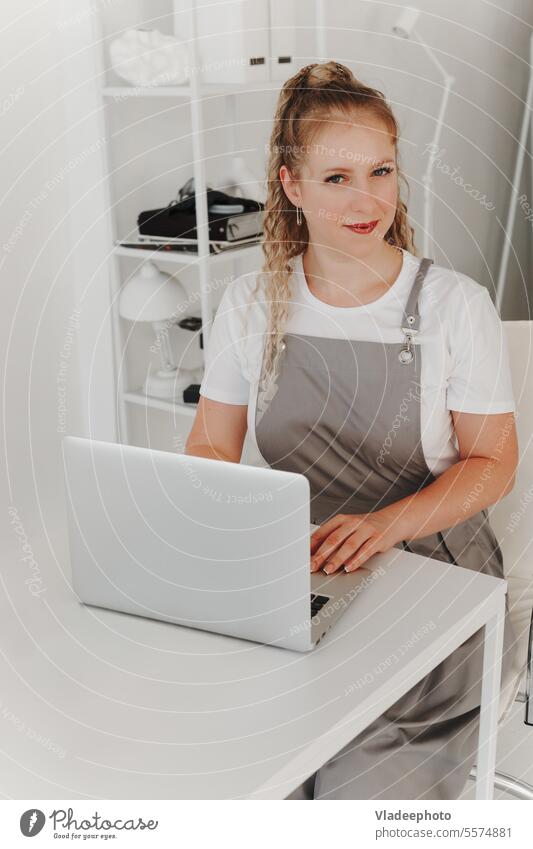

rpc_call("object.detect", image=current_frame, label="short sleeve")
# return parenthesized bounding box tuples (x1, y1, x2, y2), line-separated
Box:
(198, 285, 250, 405)
(446, 286, 515, 414)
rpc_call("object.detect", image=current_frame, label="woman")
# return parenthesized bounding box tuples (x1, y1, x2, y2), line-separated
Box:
(186, 61, 519, 800)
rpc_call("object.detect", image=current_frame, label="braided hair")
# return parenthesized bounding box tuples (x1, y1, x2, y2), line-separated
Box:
(248, 61, 417, 413)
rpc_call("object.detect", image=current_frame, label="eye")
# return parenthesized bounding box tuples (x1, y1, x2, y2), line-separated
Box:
(372, 166, 394, 177)
(325, 173, 347, 184)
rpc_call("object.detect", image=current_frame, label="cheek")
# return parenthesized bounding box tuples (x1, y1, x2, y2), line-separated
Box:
(318, 186, 352, 215)
(379, 182, 399, 217)
(306, 184, 346, 222)
(309, 182, 336, 204)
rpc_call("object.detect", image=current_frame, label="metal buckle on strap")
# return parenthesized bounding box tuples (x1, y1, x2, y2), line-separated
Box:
(399, 324, 418, 364)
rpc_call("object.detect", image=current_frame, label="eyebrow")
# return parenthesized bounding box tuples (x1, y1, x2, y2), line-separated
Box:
(321, 159, 395, 173)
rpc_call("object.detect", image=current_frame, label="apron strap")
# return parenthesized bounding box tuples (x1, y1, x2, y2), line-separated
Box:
(402, 256, 434, 333)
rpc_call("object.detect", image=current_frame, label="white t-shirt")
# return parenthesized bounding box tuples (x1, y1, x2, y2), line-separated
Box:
(199, 248, 516, 476)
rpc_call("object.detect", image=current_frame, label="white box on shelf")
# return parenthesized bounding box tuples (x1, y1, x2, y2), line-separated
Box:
(173, 0, 270, 84)
(269, 0, 296, 81)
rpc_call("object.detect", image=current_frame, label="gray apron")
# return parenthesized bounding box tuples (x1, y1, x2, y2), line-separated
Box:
(254, 256, 517, 800)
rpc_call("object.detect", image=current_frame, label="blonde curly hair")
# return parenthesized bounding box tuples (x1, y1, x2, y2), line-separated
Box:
(248, 60, 417, 414)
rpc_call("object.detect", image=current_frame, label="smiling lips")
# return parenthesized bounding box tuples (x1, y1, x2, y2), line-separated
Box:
(343, 220, 379, 234)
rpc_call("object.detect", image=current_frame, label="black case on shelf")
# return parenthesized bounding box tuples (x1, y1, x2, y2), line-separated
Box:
(138, 188, 264, 241)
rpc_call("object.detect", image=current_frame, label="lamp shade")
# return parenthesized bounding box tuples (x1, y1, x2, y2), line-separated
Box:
(119, 260, 188, 322)
(392, 6, 420, 39)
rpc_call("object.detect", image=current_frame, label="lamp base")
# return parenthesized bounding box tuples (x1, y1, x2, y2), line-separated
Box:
(142, 369, 202, 402)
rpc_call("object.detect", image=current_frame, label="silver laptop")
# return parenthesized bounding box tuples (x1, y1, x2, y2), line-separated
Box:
(62, 436, 375, 652)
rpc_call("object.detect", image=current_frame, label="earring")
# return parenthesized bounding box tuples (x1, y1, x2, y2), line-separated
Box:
(296, 205, 303, 225)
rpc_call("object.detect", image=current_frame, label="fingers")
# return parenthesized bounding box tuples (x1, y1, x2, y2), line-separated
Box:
(323, 531, 372, 573)
(344, 538, 379, 571)
(312, 528, 371, 573)
(310, 515, 344, 555)
(310, 527, 347, 572)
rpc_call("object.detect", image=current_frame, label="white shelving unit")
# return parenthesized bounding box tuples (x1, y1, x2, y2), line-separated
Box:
(93, 2, 324, 446)
(95, 18, 269, 443)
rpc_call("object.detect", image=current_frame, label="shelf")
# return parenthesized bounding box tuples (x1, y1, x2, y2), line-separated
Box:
(113, 241, 262, 265)
(100, 16, 283, 443)
(102, 80, 281, 100)
(122, 390, 198, 417)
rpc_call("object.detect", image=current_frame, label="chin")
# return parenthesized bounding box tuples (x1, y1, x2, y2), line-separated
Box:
(340, 233, 385, 255)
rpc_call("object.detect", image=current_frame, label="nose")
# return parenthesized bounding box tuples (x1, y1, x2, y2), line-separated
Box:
(345, 184, 378, 218)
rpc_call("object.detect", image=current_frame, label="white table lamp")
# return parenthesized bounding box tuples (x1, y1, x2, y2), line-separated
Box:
(392, 6, 455, 258)
(119, 260, 202, 401)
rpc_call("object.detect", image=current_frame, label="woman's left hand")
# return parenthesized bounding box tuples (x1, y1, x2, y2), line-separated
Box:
(310, 511, 401, 573)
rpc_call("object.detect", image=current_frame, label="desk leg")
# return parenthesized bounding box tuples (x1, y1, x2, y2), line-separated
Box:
(475, 594, 505, 800)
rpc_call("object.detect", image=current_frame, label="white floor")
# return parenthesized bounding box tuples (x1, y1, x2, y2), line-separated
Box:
(460, 698, 533, 800)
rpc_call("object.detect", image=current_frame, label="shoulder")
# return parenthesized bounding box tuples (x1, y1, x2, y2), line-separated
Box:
(211, 269, 269, 374)
(417, 257, 495, 335)
(222, 256, 300, 307)
(423, 264, 488, 301)
(221, 267, 266, 303)
(415, 259, 509, 394)
(217, 267, 269, 321)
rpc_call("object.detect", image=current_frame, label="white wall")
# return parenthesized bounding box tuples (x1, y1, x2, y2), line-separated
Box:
(295, 0, 533, 319)
(1, 0, 94, 534)
(1, 0, 532, 796)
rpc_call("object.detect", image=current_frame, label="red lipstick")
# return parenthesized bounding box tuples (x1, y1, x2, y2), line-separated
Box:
(343, 220, 379, 235)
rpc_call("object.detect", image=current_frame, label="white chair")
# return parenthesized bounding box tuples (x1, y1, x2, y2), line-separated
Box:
(468, 320, 533, 798)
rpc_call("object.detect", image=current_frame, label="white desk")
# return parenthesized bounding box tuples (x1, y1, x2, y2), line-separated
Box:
(0, 534, 505, 800)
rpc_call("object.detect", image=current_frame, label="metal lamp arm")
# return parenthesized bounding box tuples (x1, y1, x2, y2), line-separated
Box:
(410, 29, 455, 258)
(525, 600, 533, 725)
(411, 29, 454, 82)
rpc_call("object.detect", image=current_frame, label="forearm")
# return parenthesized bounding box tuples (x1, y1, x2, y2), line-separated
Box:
(378, 457, 515, 544)
(184, 443, 237, 463)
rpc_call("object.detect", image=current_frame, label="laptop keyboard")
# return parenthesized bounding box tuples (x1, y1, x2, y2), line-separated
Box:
(311, 593, 330, 617)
